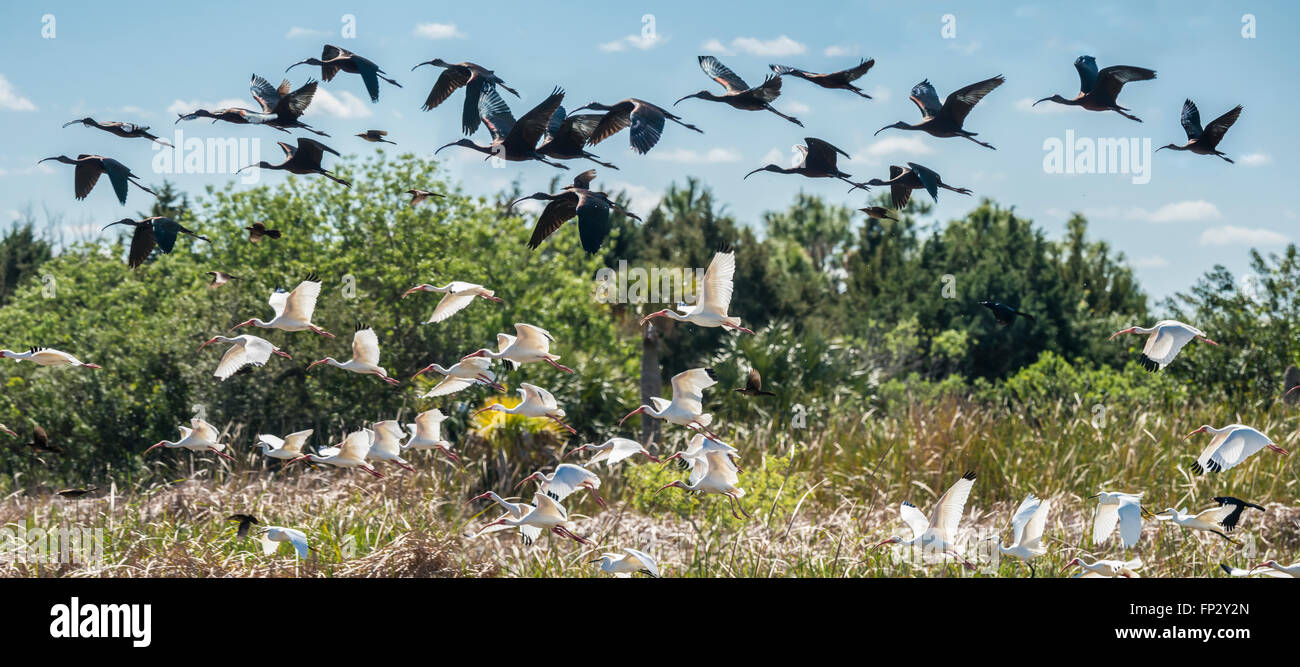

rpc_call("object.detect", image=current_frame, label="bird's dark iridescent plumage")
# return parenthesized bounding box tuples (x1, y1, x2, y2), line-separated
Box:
(1212, 497, 1265, 532)
(979, 300, 1035, 326)
(102, 217, 210, 269)
(734, 369, 775, 397)
(227, 513, 261, 539)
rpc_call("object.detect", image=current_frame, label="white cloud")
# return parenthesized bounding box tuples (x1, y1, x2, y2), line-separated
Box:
(304, 88, 372, 119)
(1238, 153, 1271, 167)
(869, 85, 891, 103)
(285, 26, 327, 39)
(703, 35, 806, 57)
(1199, 226, 1289, 247)
(948, 40, 981, 55)
(0, 74, 37, 111)
(1128, 200, 1221, 223)
(1130, 255, 1169, 269)
(823, 44, 853, 57)
(608, 182, 662, 216)
(649, 147, 743, 164)
(1015, 97, 1070, 113)
(166, 98, 246, 115)
(758, 148, 786, 165)
(599, 33, 667, 52)
(859, 136, 932, 159)
(413, 23, 466, 40)
(783, 99, 811, 115)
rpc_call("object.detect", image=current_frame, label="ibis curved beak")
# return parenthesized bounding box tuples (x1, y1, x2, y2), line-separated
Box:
(660, 452, 682, 467)
(1, 426, 18, 437)
(400, 285, 424, 299)
(742, 167, 765, 179)
(411, 61, 433, 71)
(197, 337, 219, 351)
(1031, 97, 1052, 107)
(873, 125, 891, 136)
(672, 93, 696, 107)
(617, 407, 646, 427)
(286, 59, 310, 72)
(306, 359, 328, 371)
(144, 441, 167, 453)
(434, 141, 458, 155)
(655, 482, 678, 494)
(62, 119, 83, 128)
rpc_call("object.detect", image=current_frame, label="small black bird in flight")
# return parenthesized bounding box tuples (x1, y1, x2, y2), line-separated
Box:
(356, 129, 396, 144)
(246, 222, 282, 243)
(406, 189, 444, 207)
(979, 300, 1035, 326)
(56, 486, 97, 499)
(1212, 497, 1265, 532)
(228, 514, 260, 539)
(734, 369, 775, 397)
(859, 206, 898, 221)
(206, 271, 239, 289)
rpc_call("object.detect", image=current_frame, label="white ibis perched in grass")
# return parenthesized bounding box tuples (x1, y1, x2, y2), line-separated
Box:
(1155, 507, 1240, 544)
(1033, 56, 1155, 122)
(254, 429, 314, 461)
(999, 493, 1051, 576)
(288, 44, 401, 102)
(476, 383, 577, 434)
(145, 418, 235, 460)
(1211, 496, 1265, 532)
(403, 408, 459, 462)
(866, 163, 972, 209)
(658, 444, 750, 519)
(198, 334, 290, 381)
(1158, 100, 1242, 163)
(1089, 491, 1149, 548)
(509, 169, 642, 254)
(231, 274, 335, 337)
(875, 76, 1004, 150)
(463, 323, 574, 373)
(1, 347, 101, 369)
(619, 368, 722, 439)
(676, 56, 803, 126)
(639, 244, 753, 334)
(237, 138, 351, 187)
(257, 526, 312, 558)
(564, 437, 661, 467)
(744, 137, 869, 191)
(477, 493, 590, 544)
(872, 471, 978, 570)
(308, 326, 399, 386)
(1108, 320, 1217, 372)
(435, 86, 569, 169)
(248, 75, 329, 137)
(590, 548, 661, 577)
(467, 491, 542, 544)
(413, 356, 505, 396)
(400, 281, 503, 324)
(63, 118, 172, 146)
(1185, 424, 1287, 474)
(1221, 561, 1300, 578)
(1061, 556, 1142, 578)
(368, 420, 414, 471)
(570, 98, 703, 155)
(102, 216, 210, 269)
(517, 463, 605, 507)
(289, 428, 383, 478)
(411, 59, 518, 134)
(38, 154, 157, 204)
(770, 58, 876, 97)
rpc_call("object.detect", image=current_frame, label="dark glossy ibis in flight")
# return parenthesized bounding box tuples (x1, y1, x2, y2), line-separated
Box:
(249, 75, 329, 136)
(411, 59, 518, 134)
(876, 76, 1004, 149)
(206, 271, 239, 288)
(770, 58, 876, 98)
(859, 206, 898, 221)
(356, 129, 395, 144)
(1211, 497, 1264, 532)
(407, 189, 444, 207)
(246, 222, 281, 243)
(744, 137, 868, 191)
(734, 369, 775, 397)
(536, 106, 619, 169)
(288, 44, 401, 103)
(1157, 100, 1242, 163)
(676, 56, 803, 126)
(56, 487, 97, 499)
(103, 217, 210, 269)
(63, 118, 172, 146)
(175, 106, 288, 130)
(1034, 56, 1155, 122)
(238, 137, 351, 186)
(508, 169, 641, 253)
(865, 162, 971, 209)
(570, 98, 703, 154)
(23, 424, 62, 456)
(39, 154, 157, 205)
(436, 87, 569, 169)
(228, 513, 260, 539)
(979, 300, 1034, 326)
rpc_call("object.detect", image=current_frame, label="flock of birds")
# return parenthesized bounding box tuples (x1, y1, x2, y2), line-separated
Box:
(10, 39, 1291, 578)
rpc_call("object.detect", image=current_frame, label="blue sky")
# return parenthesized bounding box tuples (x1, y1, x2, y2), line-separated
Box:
(1, 0, 1294, 300)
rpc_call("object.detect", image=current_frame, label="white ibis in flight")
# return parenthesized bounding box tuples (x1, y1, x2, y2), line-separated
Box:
(400, 281, 503, 324)
(1, 347, 101, 369)
(658, 444, 750, 519)
(1185, 424, 1287, 474)
(257, 526, 313, 558)
(198, 334, 290, 381)
(307, 326, 400, 386)
(639, 244, 753, 334)
(571, 98, 703, 154)
(289, 428, 384, 478)
(411, 59, 518, 134)
(590, 548, 661, 578)
(403, 408, 459, 462)
(368, 420, 415, 471)
(1034, 56, 1155, 122)
(872, 471, 978, 570)
(413, 356, 506, 397)
(1089, 491, 1149, 548)
(231, 274, 335, 337)
(619, 368, 722, 439)
(462, 323, 574, 373)
(1061, 556, 1143, 578)
(38, 154, 157, 204)
(516, 463, 605, 507)
(770, 58, 876, 98)
(102, 216, 210, 269)
(999, 493, 1051, 576)
(676, 56, 803, 126)
(145, 418, 235, 461)
(1108, 320, 1217, 372)
(1154, 507, 1240, 544)
(661, 433, 742, 472)
(1158, 100, 1242, 163)
(564, 437, 661, 467)
(475, 383, 577, 434)
(1220, 561, 1300, 578)
(467, 492, 542, 545)
(254, 429, 314, 461)
(875, 76, 1005, 149)
(288, 44, 401, 103)
(476, 493, 590, 545)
